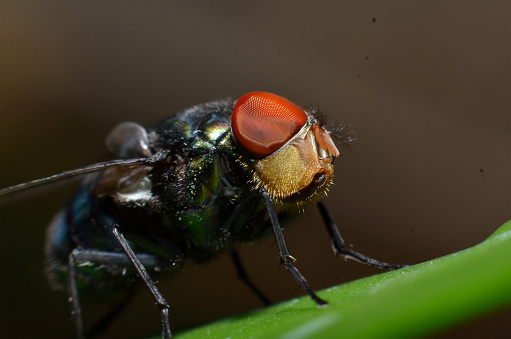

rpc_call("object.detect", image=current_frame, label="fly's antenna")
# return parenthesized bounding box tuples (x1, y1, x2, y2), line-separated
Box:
(0, 151, 169, 198)
(330, 121, 357, 153)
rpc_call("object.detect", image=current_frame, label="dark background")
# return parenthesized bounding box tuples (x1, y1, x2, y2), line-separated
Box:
(0, 1, 509, 338)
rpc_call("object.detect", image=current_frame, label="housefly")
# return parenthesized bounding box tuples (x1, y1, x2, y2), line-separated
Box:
(0, 92, 405, 338)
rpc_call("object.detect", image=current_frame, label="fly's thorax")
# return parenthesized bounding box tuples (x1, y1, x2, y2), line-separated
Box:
(249, 115, 339, 206)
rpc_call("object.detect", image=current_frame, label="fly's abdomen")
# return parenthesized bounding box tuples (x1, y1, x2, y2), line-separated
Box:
(44, 182, 137, 298)
(44, 209, 73, 290)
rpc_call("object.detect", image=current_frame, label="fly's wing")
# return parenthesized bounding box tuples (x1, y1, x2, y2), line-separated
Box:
(0, 122, 166, 198)
(98, 122, 156, 197)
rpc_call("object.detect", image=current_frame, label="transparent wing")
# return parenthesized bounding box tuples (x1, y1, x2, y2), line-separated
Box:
(0, 153, 170, 198)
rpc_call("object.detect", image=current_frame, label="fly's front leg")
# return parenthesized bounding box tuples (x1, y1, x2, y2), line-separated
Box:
(261, 189, 328, 306)
(317, 202, 408, 269)
(111, 225, 172, 339)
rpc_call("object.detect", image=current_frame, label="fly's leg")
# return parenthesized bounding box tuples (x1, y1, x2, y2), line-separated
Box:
(317, 202, 408, 269)
(67, 249, 137, 338)
(67, 240, 170, 338)
(261, 189, 328, 306)
(111, 225, 172, 339)
(68, 251, 85, 339)
(227, 192, 271, 305)
(230, 250, 271, 305)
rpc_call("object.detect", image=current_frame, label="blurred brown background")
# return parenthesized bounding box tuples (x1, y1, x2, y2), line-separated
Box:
(0, 1, 509, 338)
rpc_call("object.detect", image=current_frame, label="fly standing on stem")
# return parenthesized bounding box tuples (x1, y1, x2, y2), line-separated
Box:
(0, 91, 406, 338)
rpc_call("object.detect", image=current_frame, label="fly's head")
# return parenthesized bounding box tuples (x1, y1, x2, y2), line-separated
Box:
(231, 92, 351, 209)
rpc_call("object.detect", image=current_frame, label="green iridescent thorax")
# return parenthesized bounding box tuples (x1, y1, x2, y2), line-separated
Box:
(141, 100, 275, 262)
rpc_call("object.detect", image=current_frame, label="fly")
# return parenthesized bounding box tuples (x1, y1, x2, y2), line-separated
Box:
(0, 91, 406, 338)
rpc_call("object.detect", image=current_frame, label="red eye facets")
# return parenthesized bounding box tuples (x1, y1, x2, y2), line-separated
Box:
(231, 92, 308, 158)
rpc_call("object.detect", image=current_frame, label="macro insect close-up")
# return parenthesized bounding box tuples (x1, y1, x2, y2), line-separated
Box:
(2, 2, 510, 338)
(1, 91, 405, 338)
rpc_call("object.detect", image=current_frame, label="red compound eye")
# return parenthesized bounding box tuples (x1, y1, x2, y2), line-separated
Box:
(231, 92, 308, 158)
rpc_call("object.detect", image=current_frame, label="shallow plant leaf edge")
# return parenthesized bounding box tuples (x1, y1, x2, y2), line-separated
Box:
(171, 220, 511, 339)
